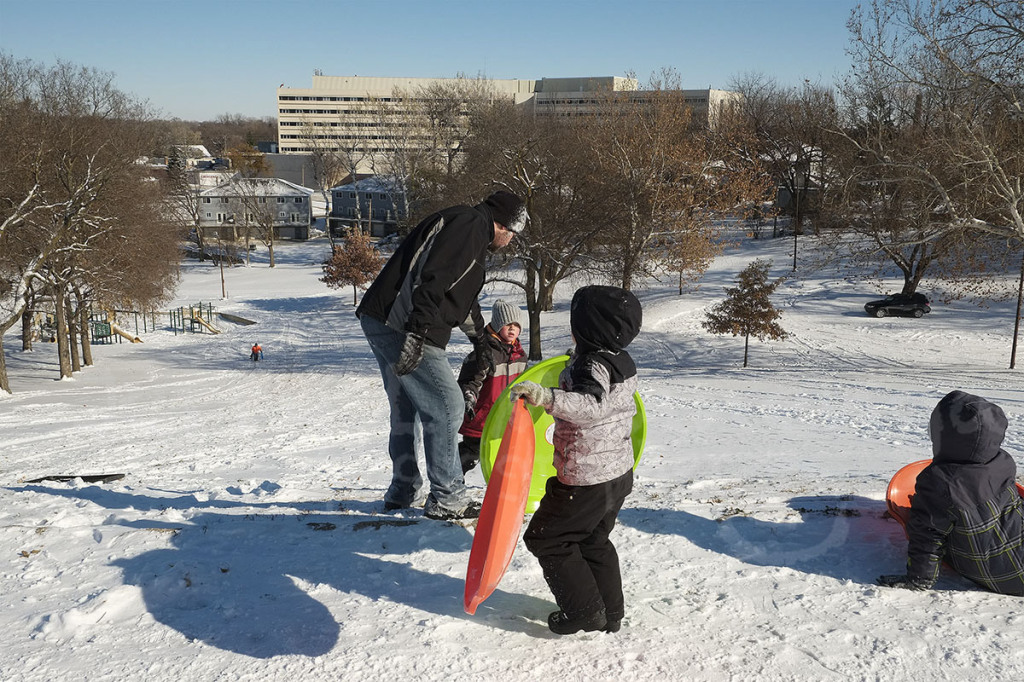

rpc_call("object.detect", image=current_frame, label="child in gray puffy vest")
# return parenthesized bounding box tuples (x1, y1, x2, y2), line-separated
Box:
(511, 285, 642, 634)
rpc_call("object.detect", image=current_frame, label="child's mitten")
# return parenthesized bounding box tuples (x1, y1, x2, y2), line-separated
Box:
(876, 574, 932, 590)
(510, 381, 552, 407)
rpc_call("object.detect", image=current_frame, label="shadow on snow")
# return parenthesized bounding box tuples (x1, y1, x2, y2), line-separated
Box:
(619, 495, 945, 586)
(12, 484, 551, 659)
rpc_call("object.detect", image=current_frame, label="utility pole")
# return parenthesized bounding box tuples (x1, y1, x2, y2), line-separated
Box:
(1011, 251, 1024, 369)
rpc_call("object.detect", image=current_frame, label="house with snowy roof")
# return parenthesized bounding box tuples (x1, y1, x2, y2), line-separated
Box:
(328, 176, 407, 238)
(198, 177, 315, 241)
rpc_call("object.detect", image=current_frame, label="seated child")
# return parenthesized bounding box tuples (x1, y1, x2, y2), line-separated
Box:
(511, 285, 642, 634)
(456, 299, 528, 474)
(878, 390, 1024, 595)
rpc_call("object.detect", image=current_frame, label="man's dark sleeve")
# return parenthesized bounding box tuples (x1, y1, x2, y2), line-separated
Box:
(405, 212, 489, 333)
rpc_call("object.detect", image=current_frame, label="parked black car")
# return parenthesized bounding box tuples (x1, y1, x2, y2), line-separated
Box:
(864, 292, 931, 318)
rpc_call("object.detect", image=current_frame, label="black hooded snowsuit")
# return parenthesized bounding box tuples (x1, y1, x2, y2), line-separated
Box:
(907, 390, 1024, 595)
(523, 285, 643, 625)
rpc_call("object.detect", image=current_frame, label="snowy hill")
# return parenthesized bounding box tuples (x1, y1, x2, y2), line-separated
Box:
(2, 235, 1022, 681)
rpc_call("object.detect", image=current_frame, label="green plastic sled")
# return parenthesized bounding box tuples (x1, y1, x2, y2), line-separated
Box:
(479, 355, 647, 514)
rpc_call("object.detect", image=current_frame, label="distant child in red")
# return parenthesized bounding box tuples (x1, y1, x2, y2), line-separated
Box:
(456, 300, 528, 474)
(251, 342, 263, 362)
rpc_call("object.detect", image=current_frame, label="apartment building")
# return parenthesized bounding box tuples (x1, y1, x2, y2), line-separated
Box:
(277, 74, 737, 173)
(198, 177, 314, 241)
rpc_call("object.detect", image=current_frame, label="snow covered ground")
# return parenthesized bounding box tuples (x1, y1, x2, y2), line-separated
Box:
(2, 233, 1023, 681)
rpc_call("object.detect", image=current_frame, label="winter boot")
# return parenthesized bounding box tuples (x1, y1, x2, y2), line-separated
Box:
(547, 609, 607, 635)
(423, 497, 482, 521)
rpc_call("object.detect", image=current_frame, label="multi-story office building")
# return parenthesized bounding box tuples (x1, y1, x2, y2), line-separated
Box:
(277, 74, 737, 173)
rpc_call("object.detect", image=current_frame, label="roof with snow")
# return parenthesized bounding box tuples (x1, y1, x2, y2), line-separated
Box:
(329, 176, 403, 193)
(200, 177, 315, 197)
(173, 144, 212, 158)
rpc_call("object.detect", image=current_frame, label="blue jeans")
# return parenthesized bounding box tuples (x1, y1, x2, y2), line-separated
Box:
(360, 315, 468, 510)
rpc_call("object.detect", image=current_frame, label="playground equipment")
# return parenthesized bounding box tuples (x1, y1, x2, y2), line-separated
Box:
(110, 324, 142, 343)
(191, 314, 221, 334)
(169, 303, 222, 335)
(88, 310, 160, 344)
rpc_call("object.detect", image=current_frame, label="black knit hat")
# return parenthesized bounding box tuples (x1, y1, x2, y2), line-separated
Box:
(480, 191, 526, 233)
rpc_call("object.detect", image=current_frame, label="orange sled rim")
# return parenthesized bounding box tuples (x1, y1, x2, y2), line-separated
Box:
(464, 399, 536, 615)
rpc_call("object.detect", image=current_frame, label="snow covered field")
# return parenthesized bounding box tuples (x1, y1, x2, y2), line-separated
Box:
(2, 233, 1023, 681)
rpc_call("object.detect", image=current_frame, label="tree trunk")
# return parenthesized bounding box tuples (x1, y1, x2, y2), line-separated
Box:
(267, 225, 276, 268)
(524, 267, 542, 362)
(196, 223, 207, 262)
(1011, 252, 1024, 369)
(78, 292, 93, 367)
(67, 299, 81, 373)
(22, 311, 33, 352)
(743, 332, 750, 368)
(0, 337, 10, 394)
(54, 284, 72, 379)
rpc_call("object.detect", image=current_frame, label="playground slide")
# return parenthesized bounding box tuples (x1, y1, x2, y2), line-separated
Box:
(109, 324, 142, 343)
(191, 314, 221, 334)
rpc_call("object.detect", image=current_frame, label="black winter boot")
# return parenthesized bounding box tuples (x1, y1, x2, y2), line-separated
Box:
(547, 609, 607, 635)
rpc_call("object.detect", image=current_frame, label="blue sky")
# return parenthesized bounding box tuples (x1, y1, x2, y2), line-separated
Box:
(0, 0, 859, 121)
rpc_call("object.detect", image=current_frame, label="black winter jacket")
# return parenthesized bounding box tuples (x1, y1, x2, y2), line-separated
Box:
(356, 204, 495, 348)
(907, 390, 1024, 595)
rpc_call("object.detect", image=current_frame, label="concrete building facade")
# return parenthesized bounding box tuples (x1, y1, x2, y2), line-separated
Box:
(277, 75, 738, 173)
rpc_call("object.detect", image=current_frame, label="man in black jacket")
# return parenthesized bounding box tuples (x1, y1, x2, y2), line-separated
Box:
(356, 190, 526, 520)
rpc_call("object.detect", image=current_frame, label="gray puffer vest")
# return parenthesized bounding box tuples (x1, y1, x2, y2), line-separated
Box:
(548, 358, 637, 486)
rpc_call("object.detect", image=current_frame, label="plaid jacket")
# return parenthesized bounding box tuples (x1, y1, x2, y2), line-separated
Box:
(907, 391, 1024, 595)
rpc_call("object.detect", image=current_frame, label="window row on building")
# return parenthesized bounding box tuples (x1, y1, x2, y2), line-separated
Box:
(277, 75, 738, 174)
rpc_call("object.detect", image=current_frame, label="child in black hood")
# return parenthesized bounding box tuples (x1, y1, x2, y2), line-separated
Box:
(511, 285, 643, 634)
(878, 390, 1024, 595)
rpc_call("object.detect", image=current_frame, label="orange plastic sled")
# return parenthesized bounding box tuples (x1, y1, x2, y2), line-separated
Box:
(886, 458, 1024, 535)
(464, 398, 537, 615)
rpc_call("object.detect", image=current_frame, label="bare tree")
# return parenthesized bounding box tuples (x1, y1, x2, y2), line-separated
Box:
(728, 73, 836, 238)
(584, 70, 773, 290)
(818, 82, 959, 294)
(163, 150, 208, 260)
(197, 114, 276, 157)
(373, 75, 498, 225)
(845, 0, 1024, 244)
(229, 177, 281, 268)
(0, 54, 179, 391)
(457, 101, 609, 360)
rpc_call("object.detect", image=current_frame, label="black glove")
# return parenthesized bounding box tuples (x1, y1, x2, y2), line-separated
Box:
(876, 574, 932, 591)
(464, 393, 477, 421)
(393, 333, 425, 376)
